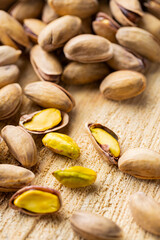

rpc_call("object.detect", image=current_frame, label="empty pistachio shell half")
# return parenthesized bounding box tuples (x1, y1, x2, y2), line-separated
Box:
(64, 34, 113, 63)
(144, 0, 160, 19)
(130, 192, 160, 236)
(70, 211, 123, 240)
(42, 3, 59, 24)
(42, 133, 80, 159)
(30, 45, 62, 83)
(24, 81, 75, 112)
(1, 125, 37, 168)
(24, 19, 46, 43)
(19, 108, 69, 134)
(0, 164, 35, 192)
(38, 15, 82, 52)
(53, 166, 96, 188)
(100, 70, 146, 101)
(118, 148, 160, 179)
(0, 46, 21, 66)
(0, 65, 19, 88)
(9, 186, 62, 216)
(86, 123, 120, 165)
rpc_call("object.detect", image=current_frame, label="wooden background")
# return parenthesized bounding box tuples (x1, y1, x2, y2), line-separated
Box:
(0, 57, 160, 240)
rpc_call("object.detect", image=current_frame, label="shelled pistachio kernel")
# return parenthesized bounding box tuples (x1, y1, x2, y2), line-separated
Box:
(53, 166, 97, 188)
(42, 133, 80, 159)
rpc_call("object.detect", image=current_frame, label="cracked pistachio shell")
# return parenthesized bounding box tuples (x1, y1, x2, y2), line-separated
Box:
(144, 0, 160, 19)
(93, 12, 120, 43)
(118, 148, 160, 179)
(116, 27, 160, 63)
(0, 0, 16, 10)
(110, 0, 143, 26)
(1, 125, 37, 168)
(70, 211, 123, 240)
(19, 108, 69, 134)
(42, 3, 59, 23)
(9, 185, 62, 216)
(38, 15, 82, 52)
(53, 166, 96, 188)
(42, 133, 80, 159)
(24, 19, 46, 43)
(86, 123, 120, 165)
(48, 0, 99, 19)
(0, 65, 19, 88)
(62, 62, 109, 85)
(30, 45, 62, 83)
(0, 46, 21, 66)
(0, 164, 35, 192)
(130, 192, 160, 236)
(0, 83, 22, 120)
(64, 34, 113, 63)
(24, 81, 75, 112)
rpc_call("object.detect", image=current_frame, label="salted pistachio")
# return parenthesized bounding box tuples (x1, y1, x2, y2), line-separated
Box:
(38, 15, 82, 52)
(48, 0, 99, 19)
(42, 133, 80, 159)
(130, 192, 160, 236)
(0, 83, 22, 120)
(24, 81, 75, 112)
(64, 34, 113, 63)
(42, 3, 59, 23)
(1, 125, 37, 168)
(93, 12, 120, 43)
(116, 27, 160, 63)
(0, 0, 16, 10)
(30, 45, 62, 83)
(9, 185, 62, 216)
(62, 62, 109, 85)
(110, 0, 143, 26)
(0, 65, 19, 88)
(86, 123, 120, 165)
(144, 0, 160, 19)
(70, 211, 123, 240)
(53, 166, 96, 188)
(24, 19, 46, 43)
(0, 46, 21, 66)
(19, 108, 69, 134)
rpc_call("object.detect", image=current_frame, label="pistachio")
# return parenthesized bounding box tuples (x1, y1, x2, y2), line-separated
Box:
(100, 70, 146, 101)
(70, 211, 123, 240)
(144, 0, 160, 19)
(38, 15, 82, 52)
(42, 3, 59, 24)
(52, 166, 96, 188)
(19, 108, 69, 134)
(0, 83, 22, 120)
(9, 185, 62, 216)
(0, 46, 21, 66)
(62, 62, 109, 85)
(1, 125, 37, 168)
(0, 65, 19, 88)
(64, 34, 113, 63)
(116, 27, 160, 63)
(130, 192, 160, 236)
(118, 148, 160, 179)
(30, 45, 62, 83)
(48, 0, 99, 19)
(24, 81, 75, 112)
(0, 164, 35, 192)
(93, 12, 120, 43)
(0, 10, 29, 50)
(110, 0, 143, 26)
(24, 19, 46, 43)
(86, 123, 120, 165)
(42, 133, 80, 159)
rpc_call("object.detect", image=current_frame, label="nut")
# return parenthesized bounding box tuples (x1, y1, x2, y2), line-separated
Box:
(118, 148, 160, 179)
(0, 164, 35, 192)
(42, 133, 80, 159)
(0, 46, 21, 66)
(42, 3, 59, 24)
(1, 125, 37, 168)
(70, 211, 123, 240)
(0, 65, 19, 88)
(24, 19, 46, 43)
(100, 70, 146, 101)
(9, 185, 62, 216)
(52, 166, 96, 188)
(144, 0, 160, 19)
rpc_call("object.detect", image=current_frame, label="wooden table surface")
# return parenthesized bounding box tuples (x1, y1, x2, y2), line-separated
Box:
(0, 57, 160, 240)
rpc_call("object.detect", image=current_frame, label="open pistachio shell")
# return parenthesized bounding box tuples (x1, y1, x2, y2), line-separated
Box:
(9, 185, 62, 216)
(144, 0, 160, 19)
(0, 46, 21, 66)
(24, 19, 46, 43)
(0, 65, 19, 88)
(42, 3, 59, 23)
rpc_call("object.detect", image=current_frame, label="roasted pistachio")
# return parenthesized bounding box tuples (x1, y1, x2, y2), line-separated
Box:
(1, 125, 37, 168)
(144, 0, 160, 19)
(42, 3, 59, 23)
(42, 133, 80, 159)
(38, 15, 82, 52)
(9, 186, 62, 216)
(53, 166, 96, 188)
(0, 65, 19, 88)
(19, 108, 69, 134)
(0, 164, 35, 192)
(24, 81, 75, 112)
(24, 19, 46, 43)
(0, 46, 21, 66)
(86, 123, 120, 165)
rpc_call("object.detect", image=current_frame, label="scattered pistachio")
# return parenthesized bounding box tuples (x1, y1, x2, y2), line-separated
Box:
(42, 2, 59, 24)
(24, 19, 46, 43)
(0, 46, 21, 66)
(0, 65, 19, 88)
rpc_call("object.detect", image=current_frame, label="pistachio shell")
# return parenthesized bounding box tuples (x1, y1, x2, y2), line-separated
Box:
(0, 46, 21, 66)
(1, 125, 37, 168)
(144, 0, 160, 19)
(24, 19, 46, 43)
(42, 3, 59, 23)
(0, 65, 19, 88)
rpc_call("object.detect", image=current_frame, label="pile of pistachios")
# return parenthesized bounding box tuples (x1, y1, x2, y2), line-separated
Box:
(0, 0, 160, 239)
